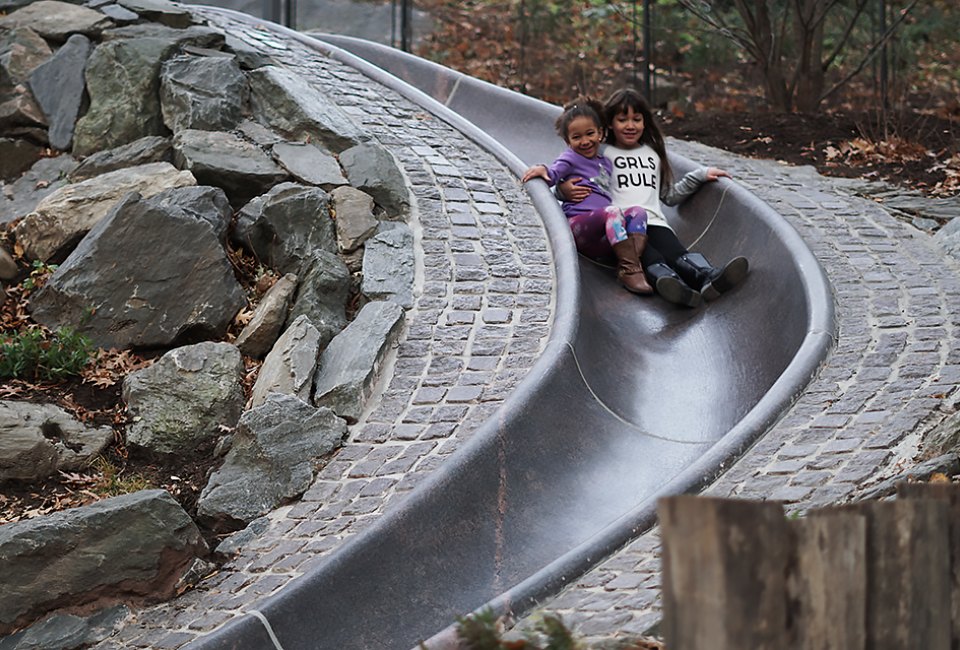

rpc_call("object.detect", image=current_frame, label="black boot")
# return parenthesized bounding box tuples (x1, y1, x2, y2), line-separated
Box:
(645, 262, 701, 308)
(674, 253, 749, 301)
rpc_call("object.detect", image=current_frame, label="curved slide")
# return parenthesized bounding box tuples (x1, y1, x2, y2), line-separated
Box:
(190, 14, 835, 650)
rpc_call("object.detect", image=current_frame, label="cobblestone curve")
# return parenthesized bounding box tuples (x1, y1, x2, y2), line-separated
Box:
(92, 14, 555, 649)
(535, 140, 960, 642)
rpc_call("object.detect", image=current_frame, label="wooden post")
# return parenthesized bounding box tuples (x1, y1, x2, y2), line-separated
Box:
(659, 496, 789, 650)
(855, 498, 950, 650)
(897, 482, 960, 650)
(788, 509, 867, 650)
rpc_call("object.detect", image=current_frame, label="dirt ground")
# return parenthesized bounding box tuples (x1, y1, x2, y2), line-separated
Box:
(662, 108, 960, 198)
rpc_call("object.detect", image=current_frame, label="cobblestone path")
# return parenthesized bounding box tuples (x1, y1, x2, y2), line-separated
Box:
(94, 12, 555, 649)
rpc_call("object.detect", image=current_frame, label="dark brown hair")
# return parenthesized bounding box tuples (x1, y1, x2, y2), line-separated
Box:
(603, 87, 673, 188)
(554, 96, 606, 143)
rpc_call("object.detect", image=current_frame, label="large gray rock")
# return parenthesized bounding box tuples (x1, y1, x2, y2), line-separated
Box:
(146, 184, 234, 242)
(100, 22, 224, 48)
(0, 401, 114, 482)
(116, 0, 197, 28)
(0, 1, 114, 42)
(361, 222, 415, 308)
(313, 300, 405, 423)
(0, 27, 52, 88)
(234, 272, 298, 359)
(247, 65, 364, 153)
(0, 84, 46, 131)
(0, 489, 206, 635)
(68, 135, 172, 182)
(160, 53, 248, 133)
(27, 34, 92, 151)
(331, 185, 378, 253)
(72, 37, 176, 156)
(0, 605, 129, 650)
(13, 161, 196, 262)
(287, 250, 350, 349)
(233, 182, 336, 274)
(123, 342, 245, 455)
(197, 393, 346, 531)
(339, 142, 409, 218)
(0, 246, 16, 279)
(0, 155, 78, 225)
(272, 141, 347, 188)
(173, 129, 289, 206)
(0, 136, 41, 181)
(250, 314, 321, 408)
(30, 188, 245, 349)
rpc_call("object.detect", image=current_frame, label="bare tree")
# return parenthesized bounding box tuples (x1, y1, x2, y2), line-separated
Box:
(677, 0, 920, 112)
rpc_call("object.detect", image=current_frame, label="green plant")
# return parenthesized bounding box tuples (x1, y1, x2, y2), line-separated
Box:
(0, 326, 94, 381)
(90, 456, 150, 496)
(21, 260, 58, 292)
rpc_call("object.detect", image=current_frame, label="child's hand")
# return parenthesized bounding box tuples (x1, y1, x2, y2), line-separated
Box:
(705, 167, 731, 181)
(522, 165, 549, 183)
(558, 176, 591, 202)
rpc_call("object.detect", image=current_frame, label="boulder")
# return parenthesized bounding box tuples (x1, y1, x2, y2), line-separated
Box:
(247, 65, 364, 153)
(287, 250, 350, 349)
(100, 22, 224, 48)
(0, 246, 16, 279)
(0, 401, 115, 482)
(331, 185, 378, 253)
(233, 182, 337, 274)
(172, 129, 289, 207)
(115, 0, 196, 29)
(0, 606, 129, 650)
(29, 188, 245, 349)
(13, 161, 196, 262)
(312, 300, 405, 423)
(235, 272, 298, 359)
(339, 142, 409, 218)
(197, 393, 346, 531)
(0, 155, 78, 226)
(0, 1, 114, 42)
(160, 53, 248, 133)
(272, 141, 347, 188)
(123, 342, 245, 455)
(0, 84, 46, 130)
(0, 26, 53, 88)
(27, 33, 93, 151)
(361, 222, 415, 308)
(250, 314, 321, 408)
(68, 135, 172, 182)
(72, 37, 176, 156)
(0, 136, 42, 181)
(0, 489, 206, 635)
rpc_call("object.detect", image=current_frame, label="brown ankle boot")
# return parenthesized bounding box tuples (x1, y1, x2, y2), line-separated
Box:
(612, 238, 654, 295)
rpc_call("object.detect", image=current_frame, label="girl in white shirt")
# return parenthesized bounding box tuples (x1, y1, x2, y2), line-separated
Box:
(562, 88, 748, 307)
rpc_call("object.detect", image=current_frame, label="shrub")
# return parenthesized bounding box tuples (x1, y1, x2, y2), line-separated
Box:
(0, 326, 95, 381)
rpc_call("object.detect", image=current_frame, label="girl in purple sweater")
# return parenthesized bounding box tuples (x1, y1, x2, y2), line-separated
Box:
(521, 98, 652, 295)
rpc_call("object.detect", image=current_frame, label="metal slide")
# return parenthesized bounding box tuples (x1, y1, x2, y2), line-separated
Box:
(189, 16, 835, 650)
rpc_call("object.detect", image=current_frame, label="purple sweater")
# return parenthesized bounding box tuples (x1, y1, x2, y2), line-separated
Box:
(544, 147, 613, 218)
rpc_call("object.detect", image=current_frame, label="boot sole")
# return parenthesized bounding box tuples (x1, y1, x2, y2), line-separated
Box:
(655, 276, 701, 308)
(702, 256, 749, 301)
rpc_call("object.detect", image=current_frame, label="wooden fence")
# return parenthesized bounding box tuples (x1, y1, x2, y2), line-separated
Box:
(659, 483, 960, 649)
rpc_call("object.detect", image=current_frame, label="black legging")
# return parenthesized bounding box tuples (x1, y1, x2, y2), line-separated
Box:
(640, 224, 688, 269)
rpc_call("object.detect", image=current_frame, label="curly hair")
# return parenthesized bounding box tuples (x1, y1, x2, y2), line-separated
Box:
(554, 96, 606, 142)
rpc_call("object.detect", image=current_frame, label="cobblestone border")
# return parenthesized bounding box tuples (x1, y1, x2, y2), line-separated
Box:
(91, 13, 557, 649)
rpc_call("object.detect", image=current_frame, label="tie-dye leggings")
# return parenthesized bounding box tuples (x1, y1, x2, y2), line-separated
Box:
(568, 205, 648, 260)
